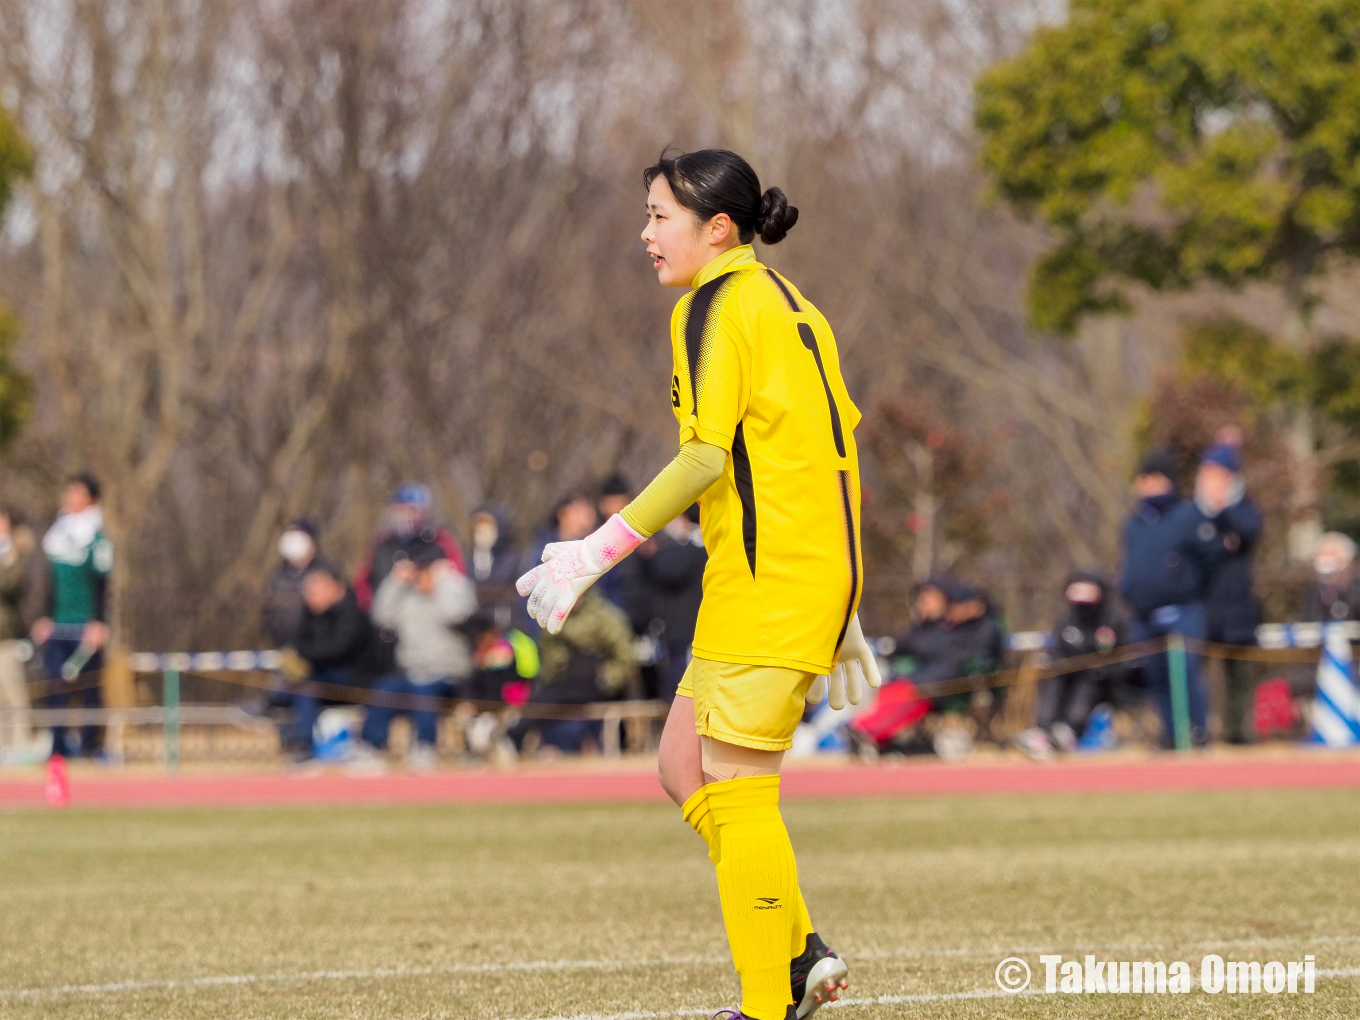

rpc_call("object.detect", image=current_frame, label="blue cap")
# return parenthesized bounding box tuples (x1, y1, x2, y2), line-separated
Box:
(392, 482, 432, 508)
(1200, 444, 1240, 473)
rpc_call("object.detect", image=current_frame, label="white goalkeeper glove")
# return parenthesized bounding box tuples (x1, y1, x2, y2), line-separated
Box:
(807, 613, 882, 710)
(516, 514, 643, 634)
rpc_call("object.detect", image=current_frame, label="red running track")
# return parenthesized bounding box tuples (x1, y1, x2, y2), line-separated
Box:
(1, 755, 1357, 810)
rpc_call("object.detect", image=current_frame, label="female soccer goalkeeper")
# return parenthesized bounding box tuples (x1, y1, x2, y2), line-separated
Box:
(517, 149, 880, 1020)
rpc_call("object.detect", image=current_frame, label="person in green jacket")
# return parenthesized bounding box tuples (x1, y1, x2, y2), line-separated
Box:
(507, 589, 638, 754)
(32, 474, 113, 759)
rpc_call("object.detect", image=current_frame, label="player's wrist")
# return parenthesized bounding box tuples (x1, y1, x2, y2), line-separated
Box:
(584, 514, 644, 571)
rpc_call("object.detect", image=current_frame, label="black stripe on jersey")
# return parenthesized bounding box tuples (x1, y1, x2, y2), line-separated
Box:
(732, 422, 758, 576)
(834, 469, 859, 653)
(766, 269, 800, 311)
(797, 323, 846, 458)
(685, 272, 735, 411)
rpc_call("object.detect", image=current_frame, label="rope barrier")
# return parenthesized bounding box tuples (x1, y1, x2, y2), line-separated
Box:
(17, 633, 1346, 721)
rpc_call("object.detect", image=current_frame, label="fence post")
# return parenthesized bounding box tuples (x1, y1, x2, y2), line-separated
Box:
(164, 668, 180, 772)
(1166, 634, 1191, 753)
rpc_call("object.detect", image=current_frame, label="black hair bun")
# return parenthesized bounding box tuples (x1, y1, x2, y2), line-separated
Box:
(756, 187, 799, 244)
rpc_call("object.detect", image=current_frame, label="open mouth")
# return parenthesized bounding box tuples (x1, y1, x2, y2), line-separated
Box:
(649, 250, 665, 270)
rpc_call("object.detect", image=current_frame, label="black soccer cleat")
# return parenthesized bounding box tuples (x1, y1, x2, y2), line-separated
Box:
(794, 941, 843, 1017)
(790, 933, 849, 1018)
(710, 1008, 797, 1020)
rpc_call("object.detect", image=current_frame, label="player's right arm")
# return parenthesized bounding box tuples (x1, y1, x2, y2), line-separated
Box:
(517, 294, 747, 634)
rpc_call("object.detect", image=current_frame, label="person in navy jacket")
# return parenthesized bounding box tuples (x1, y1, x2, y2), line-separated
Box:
(1195, 442, 1263, 743)
(1119, 449, 1222, 747)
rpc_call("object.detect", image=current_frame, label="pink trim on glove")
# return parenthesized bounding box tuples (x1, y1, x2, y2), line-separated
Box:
(592, 513, 644, 566)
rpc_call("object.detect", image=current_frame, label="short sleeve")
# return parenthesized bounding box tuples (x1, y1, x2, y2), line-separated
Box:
(673, 304, 748, 452)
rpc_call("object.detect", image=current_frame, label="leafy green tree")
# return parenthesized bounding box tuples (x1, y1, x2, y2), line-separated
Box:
(0, 106, 32, 452)
(975, 0, 1360, 553)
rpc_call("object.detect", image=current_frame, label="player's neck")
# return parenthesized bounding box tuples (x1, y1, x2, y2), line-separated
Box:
(691, 244, 757, 289)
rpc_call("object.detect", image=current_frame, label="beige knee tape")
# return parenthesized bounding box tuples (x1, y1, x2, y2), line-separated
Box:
(701, 735, 784, 782)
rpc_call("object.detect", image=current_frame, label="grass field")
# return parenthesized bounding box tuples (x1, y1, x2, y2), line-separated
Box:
(1, 788, 1357, 1019)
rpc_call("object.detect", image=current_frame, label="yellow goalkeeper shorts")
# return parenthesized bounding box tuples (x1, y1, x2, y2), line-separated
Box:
(676, 656, 816, 752)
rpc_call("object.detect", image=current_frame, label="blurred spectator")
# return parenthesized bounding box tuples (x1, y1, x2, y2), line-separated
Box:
(32, 474, 112, 759)
(937, 583, 1005, 713)
(597, 473, 631, 521)
(464, 503, 532, 709)
(287, 562, 380, 761)
(1195, 443, 1264, 744)
(506, 589, 636, 755)
(519, 493, 597, 586)
(468, 505, 520, 589)
(1022, 571, 1131, 756)
(261, 519, 319, 647)
(893, 579, 951, 667)
(847, 578, 954, 755)
(354, 483, 466, 613)
(635, 507, 706, 700)
(0, 506, 34, 756)
(1301, 532, 1359, 624)
(359, 547, 478, 771)
(1119, 449, 1220, 748)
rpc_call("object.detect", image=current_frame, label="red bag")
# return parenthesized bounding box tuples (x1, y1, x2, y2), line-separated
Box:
(851, 679, 930, 744)
(1253, 677, 1295, 738)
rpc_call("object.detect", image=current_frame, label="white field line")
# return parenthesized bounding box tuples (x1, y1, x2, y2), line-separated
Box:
(515, 971, 1360, 1020)
(3, 938, 1358, 1003)
(0, 957, 728, 1001)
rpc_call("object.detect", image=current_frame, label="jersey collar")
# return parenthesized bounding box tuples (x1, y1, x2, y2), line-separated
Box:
(691, 244, 758, 289)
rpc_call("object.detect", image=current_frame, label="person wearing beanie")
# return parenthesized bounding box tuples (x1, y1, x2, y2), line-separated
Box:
(1029, 570, 1132, 754)
(1118, 449, 1222, 748)
(353, 483, 466, 614)
(1195, 441, 1263, 744)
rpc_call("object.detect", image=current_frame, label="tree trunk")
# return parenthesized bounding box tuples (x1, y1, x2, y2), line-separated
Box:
(1282, 294, 1322, 562)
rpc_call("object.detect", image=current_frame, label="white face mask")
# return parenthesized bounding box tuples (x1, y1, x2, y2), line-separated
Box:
(1316, 553, 1346, 578)
(472, 519, 498, 551)
(278, 530, 315, 567)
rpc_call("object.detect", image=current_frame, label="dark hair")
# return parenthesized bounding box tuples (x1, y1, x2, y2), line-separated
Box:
(303, 560, 344, 584)
(553, 492, 592, 520)
(598, 473, 630, 500)
(66, 472, 101, 502)
(644, 149, 798, 245)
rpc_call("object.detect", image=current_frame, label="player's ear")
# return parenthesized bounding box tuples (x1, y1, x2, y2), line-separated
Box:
(707, 212, 734, 247)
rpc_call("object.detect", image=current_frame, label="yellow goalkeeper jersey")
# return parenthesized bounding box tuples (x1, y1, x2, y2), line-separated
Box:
(669, 244, 863, 674)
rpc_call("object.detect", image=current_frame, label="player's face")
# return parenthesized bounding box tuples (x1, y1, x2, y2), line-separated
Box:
(642, 176, 708, 288)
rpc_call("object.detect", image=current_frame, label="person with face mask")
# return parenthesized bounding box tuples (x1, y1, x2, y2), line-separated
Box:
(1019, 571, 1131, 758)
(1194, 442, 1263, 744)
(261, 519, 319, 648)
(1302, 532, 1360, 624)
(1118, 449, 1222, 749)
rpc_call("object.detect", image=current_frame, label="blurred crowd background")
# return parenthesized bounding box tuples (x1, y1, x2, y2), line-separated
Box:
(0, 1, 1355, 764)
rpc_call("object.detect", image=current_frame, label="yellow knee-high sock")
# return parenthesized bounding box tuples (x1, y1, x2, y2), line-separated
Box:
(791, 883, 815, 959)
(681, 787, 721, 865)
(683, 786, 814, 957)
(707, 775, 797, 1020)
